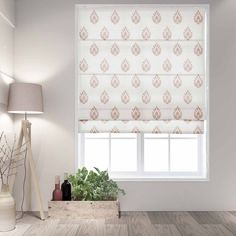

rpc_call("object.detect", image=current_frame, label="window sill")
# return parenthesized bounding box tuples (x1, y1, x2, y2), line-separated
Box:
(111, 176, 209, 182)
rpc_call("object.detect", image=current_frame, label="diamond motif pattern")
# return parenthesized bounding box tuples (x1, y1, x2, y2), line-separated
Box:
(173, 75, 182, 88)
(152, 10, 161, 24)
(163, 27, 172, 40)
(194, 10, 204, 24)
(152, 43, 161, 56)
(111, 74, 120, 88)
(142, 91, 151, 104)
(142, 27, 151, 40)
(100, 27, 109, 40)
(194, 43, 203, 56)
(132, 75, 140, 88)
(131, 43, 141, 56)
(121, 27, 130, 40)
(79, 27, 88, 40)
(90, 10, 99, 24)
(152, 107, 161, 120)
(90, 43, 99, 56)
(173, 10, 182, 24)
(131, 10, 140, 24)
(100, 91, 109, 104)
(184, 27, 193, 40)
(111, 43, 120, 56)
(173, 43, 182, 56)
(121, 91, 130, 104)
(152, 75, 161, 88)
(111, 10, 120, 24)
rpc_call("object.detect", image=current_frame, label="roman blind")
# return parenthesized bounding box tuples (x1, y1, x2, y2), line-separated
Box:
(78, 5, 207, 133)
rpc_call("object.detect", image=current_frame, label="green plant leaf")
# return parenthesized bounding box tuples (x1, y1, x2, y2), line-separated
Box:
(68, 167, 125, 201)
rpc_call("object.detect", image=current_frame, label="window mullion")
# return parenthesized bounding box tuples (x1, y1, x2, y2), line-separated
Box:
(109, 133, 111, 172)
(168, 134, 171, 173)
(141, 133, 144, 174)
(78, 133, 85, 168)
(137, 133, 143, 176)
(197, 134, 203, 175)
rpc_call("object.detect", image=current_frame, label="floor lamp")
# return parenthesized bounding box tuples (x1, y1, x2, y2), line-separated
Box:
(8, 83, 45, 220)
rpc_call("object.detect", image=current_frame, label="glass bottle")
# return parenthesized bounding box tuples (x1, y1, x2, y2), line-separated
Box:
(52, 176, 62, 201)
(61, 173, 71, 201)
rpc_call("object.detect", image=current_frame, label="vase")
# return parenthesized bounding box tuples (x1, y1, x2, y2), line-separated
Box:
(0, 184, 16, 232)
(52, 176, 63, 201)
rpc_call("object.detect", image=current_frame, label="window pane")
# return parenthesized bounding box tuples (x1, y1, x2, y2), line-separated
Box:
(84, 139, 109, 170)
(111, 133, 137, 138)
(144, 139, 169, 172)
(170, 139, 198, 172)
(170, 134, 199, 138)
(85, 133, 109, 139)
(111, 139, 137, 171)
(144, 133, 169, 138)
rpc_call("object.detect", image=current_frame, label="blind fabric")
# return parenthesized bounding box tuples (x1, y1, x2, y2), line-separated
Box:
(78, 5, 207, 134)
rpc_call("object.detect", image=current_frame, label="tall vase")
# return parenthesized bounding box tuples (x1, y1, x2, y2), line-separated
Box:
(52, 176, 63, 201)
(0, 184, 16, 232)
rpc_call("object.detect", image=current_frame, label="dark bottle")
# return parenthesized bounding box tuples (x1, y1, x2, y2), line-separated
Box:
(52, 176, 63, 201)
(61, 173, 71, 201)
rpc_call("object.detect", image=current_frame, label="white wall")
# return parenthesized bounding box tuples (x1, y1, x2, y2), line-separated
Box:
(14, 0, 236, 211)
(0, 0, 14, 133)
(0, 0, 15, 26)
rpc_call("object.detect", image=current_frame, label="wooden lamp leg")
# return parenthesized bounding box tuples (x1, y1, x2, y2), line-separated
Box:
(9, 124, 24, 193)
(22, 120, 45, 220)
(10, 120, 46, 220)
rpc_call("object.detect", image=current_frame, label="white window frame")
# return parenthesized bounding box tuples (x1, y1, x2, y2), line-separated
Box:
(78, 133, 208, 181)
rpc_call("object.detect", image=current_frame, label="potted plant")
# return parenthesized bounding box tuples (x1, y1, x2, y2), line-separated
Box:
(0, 132, 27, 232)
(48, 167, 125, 219)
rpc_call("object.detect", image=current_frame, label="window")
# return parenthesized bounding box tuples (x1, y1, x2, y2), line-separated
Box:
(77, 5, 209, 180)
(78, 132, 207, 180)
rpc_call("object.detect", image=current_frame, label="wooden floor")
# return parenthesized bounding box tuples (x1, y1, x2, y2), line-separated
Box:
(1, 212, 236, 236)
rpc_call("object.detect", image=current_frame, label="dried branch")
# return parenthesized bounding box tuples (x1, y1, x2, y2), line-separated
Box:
(0, 132, 27, 186)
(7, 172, 17, 177)
(9, 163, 25, 170)
(13, 142, 28, 153)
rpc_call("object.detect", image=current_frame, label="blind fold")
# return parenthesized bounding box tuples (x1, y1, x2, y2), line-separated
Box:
(78, 5, 207, 133)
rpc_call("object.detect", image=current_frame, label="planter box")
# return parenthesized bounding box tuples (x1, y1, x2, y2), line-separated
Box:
(48, 201, 120, 219)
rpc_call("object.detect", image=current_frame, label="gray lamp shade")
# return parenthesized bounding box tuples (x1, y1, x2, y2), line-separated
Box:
(8, 83, 44, 114)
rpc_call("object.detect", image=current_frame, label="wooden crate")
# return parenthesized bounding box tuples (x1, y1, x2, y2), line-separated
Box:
(48, 201, 120, 219)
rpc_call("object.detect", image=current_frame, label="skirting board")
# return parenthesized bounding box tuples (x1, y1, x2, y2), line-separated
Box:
(48, 201, 120, 219)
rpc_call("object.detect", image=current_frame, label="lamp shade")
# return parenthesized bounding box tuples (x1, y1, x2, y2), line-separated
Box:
(8, 83, 43, 114)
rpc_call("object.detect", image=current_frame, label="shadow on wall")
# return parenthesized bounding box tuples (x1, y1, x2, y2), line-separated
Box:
(0, 113, 14, 133)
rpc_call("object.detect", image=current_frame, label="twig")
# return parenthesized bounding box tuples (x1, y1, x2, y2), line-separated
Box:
(9, 164, 25, 170)
(0, 132, 27, 185)
(7, 172, 17, 177)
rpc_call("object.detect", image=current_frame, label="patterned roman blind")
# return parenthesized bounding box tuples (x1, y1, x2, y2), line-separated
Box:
(78, 5, 207, 133)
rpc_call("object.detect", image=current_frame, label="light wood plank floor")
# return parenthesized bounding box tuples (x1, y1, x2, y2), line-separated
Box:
(1, 212, 236, 236)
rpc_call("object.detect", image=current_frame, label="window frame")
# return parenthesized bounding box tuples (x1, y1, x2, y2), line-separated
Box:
(78, 133, 208, 181)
